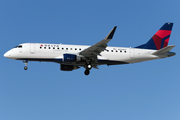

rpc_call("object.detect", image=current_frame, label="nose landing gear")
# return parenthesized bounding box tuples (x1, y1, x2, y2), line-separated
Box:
(24, 66, 28, 70)
(23, 60, 28, 70)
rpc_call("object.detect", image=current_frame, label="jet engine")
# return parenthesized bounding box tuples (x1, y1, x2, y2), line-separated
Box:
(63, 54, 81, 62)
(60, 64, 79, 71)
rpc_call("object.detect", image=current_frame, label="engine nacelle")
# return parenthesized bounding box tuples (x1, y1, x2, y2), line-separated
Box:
(60, 64, 79, 71)
(63, 54, 81, 62)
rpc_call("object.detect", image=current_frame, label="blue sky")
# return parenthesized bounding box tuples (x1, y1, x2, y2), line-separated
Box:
(0, 0, 179, 120)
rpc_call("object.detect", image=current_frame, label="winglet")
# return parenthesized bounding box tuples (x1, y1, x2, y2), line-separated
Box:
(105, 26, 117, 39)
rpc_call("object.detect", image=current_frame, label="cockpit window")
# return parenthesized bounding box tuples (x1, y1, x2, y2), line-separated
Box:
(14, 45, 22, 48)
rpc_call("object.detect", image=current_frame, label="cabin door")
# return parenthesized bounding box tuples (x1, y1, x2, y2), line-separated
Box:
(129, 48, 134, 59)
(30, 43, 36, 54)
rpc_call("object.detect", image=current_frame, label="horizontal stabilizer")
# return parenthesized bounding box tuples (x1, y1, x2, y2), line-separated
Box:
(152, 45, 175, 55)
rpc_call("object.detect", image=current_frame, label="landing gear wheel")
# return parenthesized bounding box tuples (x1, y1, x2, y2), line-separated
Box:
(23, 60, 28, 70)
(87, 64, 92, 69)
(84, 69, 90, 76)
(24, 66, 28, 70)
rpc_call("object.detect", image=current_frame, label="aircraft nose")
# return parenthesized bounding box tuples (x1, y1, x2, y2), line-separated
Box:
(4, 50, 11, 58)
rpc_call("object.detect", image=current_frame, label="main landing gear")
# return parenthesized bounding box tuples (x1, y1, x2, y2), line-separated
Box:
(23, 60, 28, 70)
(84, 69, 90, 75)
(84, 64, 92, 76)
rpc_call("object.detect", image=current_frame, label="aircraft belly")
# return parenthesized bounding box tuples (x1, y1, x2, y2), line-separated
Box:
(101, 53, 130, 63)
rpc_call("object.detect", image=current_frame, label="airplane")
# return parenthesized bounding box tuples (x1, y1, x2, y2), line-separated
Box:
(4, 23, 176, 75)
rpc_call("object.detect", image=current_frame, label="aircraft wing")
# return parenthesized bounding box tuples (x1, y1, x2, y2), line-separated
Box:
(79, 26, 117, 57)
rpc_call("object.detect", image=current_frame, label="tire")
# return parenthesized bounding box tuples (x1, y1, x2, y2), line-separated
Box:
(84, 69, 90, 75)
(24, 66, 28, 70)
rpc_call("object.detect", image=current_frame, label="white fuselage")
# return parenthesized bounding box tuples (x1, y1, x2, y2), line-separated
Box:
(4, 23, 176, 75)
(4, 43, 163, 65)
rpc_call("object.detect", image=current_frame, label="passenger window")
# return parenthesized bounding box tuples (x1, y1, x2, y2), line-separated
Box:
(44, 47, 46, 49)
(75, 48, 77, 50)
(62, 48, 64, 50)
(53, 47, 55, 49)
(79, 48, 81, 50)
(111, 50, 113, 52)
(40, 47, 42, 49)
(66, 48, 68, 50)
(49, 47, 51, 49)
(124, 51, 126, 53)
(57, 48, 59, 49)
